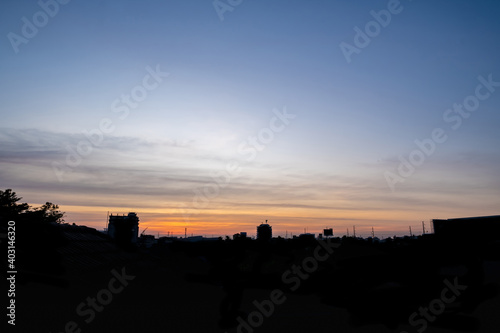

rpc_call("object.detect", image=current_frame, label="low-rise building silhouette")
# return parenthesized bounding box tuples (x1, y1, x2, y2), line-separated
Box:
(295, 233, 316, 241)
(233, 232, 247, 240)
(433, 215, 500, 240)
(323, 228, 333, 237)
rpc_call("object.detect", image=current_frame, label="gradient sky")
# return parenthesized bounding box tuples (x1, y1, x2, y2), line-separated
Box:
(1, 0, 499, 238)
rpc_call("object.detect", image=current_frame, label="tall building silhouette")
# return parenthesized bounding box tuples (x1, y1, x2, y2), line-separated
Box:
(257, 220, 272, 241)
(108, 212, 139, 246)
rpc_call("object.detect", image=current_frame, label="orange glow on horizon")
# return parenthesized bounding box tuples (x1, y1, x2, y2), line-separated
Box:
(58, 203, 453, 238)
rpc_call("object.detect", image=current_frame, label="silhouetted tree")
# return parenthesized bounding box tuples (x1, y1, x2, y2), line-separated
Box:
(30, 202, 65, 224)
(0, 189, 29, 220)
(0, 189, 65, 223)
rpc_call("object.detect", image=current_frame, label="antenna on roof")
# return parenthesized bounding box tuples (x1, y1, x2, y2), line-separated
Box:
(409, 226, 413, 237)
(422, 221, 426, 234)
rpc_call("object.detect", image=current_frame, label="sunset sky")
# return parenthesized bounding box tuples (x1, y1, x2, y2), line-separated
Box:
(1, 0, 499, 238)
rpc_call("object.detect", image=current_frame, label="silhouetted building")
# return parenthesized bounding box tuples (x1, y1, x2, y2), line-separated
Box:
(323, 228, 333, 237)
(433, 215, 500, 240)
(108, 212, 139, 246)
(233, 232, 247, 240)
(297, 233, 316, 241)
(139, 234, 155, 248)
(257, 220, 272, 241)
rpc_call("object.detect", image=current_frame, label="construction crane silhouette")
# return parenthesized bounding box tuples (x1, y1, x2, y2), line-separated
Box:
(141, 227, 148, 236)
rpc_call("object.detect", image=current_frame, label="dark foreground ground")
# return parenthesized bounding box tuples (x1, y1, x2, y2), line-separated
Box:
(5, 223, 500, 333)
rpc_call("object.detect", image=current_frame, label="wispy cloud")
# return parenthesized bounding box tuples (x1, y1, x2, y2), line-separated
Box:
(1, 127, 498, 235)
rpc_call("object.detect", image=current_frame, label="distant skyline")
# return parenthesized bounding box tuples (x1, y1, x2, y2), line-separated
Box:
(1, 0, 499, 237)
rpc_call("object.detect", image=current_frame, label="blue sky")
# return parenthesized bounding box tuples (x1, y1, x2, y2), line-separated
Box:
(1, 0, 499, 237)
